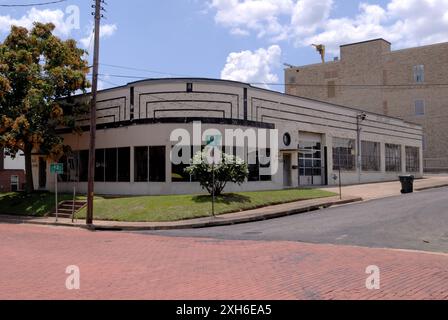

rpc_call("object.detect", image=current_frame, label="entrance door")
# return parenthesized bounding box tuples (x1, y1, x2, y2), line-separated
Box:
(299, 140, 324, 186)
(283, 154, 292, 187)
(39, 158, 47, 189)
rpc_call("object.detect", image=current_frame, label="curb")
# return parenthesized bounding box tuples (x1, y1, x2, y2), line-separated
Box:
(91, 197, 363, 231)
(415, 184, 448, 192)
(0, 197, 362, 231)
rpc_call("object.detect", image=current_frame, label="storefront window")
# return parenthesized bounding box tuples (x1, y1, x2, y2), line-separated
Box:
(406, 146, 420, 173)
(333, 138, 356, 171)
(386, 144, 402, 172)
(362, 141, 381, 171)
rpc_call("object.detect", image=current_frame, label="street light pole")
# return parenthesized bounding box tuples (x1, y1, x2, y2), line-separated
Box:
(356, 113, 366, 184)
(86, 0, 103, 225)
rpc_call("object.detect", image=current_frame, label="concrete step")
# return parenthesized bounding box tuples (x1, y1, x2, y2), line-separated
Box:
(48, 200, 87, 218)
(59, 205, 85, 210)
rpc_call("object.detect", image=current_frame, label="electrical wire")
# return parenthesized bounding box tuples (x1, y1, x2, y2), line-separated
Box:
(94, 71, 448, 89)
(100, 63, 192, 78)
(0, 0, 66, 7)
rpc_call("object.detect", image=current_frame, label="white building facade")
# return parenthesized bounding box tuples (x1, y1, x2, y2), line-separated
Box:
(32, 78, 423, 195)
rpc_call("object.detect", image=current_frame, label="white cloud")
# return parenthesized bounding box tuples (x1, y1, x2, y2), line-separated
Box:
(209, 0, 293, 38)
(209, 0, 448, 53)
(221, 45, 281, 88)
(0, 7, 118, 52)
(0, 7, 76, 36)
(79, 24, 118, 49)
(291, 0, 333, 37)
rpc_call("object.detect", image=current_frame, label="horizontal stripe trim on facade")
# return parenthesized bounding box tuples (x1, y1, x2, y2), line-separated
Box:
(251, 97, 422, 134)
(56, 117, 275, 134)
(256, 105, 422, 140)
(138, 91, 241, 122)
(261, 115, 422, 142)
(146, 101, 231, 119)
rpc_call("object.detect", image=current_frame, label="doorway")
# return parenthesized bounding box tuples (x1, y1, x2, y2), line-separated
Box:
(283, 153, 292, 187)
(299, 134, 325, 186)
(39, 157, 47, 189)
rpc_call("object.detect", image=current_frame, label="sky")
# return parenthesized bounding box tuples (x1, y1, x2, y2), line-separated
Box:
(1, 0, 448, 92)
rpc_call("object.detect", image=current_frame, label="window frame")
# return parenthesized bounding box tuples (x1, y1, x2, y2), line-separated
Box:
(10, 175, 19, 192)
(413, 65, 425, 83)
(332, 138, 356, 171)
(414, 100, 425, 116)
(405, 146, 420, 173)
(361, 141, 381, 172)
(385, 144, 402, 172)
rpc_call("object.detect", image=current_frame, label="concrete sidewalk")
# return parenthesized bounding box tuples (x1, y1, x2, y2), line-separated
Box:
(0, 196, 361, 231)
(322, 174, 448, 201)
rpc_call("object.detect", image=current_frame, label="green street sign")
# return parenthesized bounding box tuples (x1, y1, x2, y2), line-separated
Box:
(206, 134, 222, 146)
(50, 163, 64, 174)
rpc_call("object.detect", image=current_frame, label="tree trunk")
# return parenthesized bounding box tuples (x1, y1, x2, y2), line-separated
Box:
(24, 144, 34, 194)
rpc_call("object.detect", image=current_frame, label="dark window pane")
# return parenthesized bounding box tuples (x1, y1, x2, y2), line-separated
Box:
(386, 144, 401, 172)
(58, 155, 68, 182)
(79, 150, 89, 182)
(134, 147, 148, 182)
(149, 146, 166, 182)
(172, 163, 190, 182)
(105, 148, 117, 182)
(118, 147, 130, 182)
(406, 146, 419, 172)
(95, 149, 105, 182)
(248, 151, 259, 182)
(260, 174, 272, 181)
(172, 146, 192, 182)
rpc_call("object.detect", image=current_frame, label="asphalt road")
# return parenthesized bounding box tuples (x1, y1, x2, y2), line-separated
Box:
(140, 187, 448, 253)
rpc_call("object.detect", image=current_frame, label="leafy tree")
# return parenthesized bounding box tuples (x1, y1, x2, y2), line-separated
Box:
(185, 150, 249, 196)
(0, 23, 90, 193)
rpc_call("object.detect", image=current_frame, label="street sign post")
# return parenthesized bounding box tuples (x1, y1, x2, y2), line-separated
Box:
(50, 163, 64, 222)
(205, 135, 222, 218)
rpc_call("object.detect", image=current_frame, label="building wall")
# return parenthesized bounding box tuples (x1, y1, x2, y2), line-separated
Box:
(285, 39, 448, 172)
(0, 170, 25, 193)
(36, 79, 423, 195)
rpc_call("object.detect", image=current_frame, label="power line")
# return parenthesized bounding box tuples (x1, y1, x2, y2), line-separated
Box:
(96, 73, 448, 89)
(100, 63, 192, 78)
(0, 0, 66, 7)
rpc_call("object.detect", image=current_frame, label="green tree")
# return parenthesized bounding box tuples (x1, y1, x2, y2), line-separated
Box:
(185, 150, 249, 196)
(0, 23, 90, 193)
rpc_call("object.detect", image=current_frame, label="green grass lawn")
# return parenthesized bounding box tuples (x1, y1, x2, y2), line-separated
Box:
(75, 189, 336, 222)
(0, 192, 87, 217)
(0, 189, 336, 222)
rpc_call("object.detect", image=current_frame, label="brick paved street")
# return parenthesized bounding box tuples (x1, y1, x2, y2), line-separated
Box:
(0, 223, 447, 300)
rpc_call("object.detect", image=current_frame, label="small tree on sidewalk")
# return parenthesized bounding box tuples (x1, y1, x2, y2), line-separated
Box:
(185, 151, 248, 196)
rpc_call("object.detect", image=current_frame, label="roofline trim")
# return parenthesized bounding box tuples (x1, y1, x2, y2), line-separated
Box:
(340, 38, 391, 48)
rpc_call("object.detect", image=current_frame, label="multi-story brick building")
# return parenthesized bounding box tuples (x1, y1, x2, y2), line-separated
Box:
(285, 39, 448, 172)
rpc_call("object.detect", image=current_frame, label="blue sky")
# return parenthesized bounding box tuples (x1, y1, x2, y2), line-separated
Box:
(1, 0, 447, 91)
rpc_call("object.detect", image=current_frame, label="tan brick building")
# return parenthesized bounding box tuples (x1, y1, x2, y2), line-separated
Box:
(285, 39, 448, 172)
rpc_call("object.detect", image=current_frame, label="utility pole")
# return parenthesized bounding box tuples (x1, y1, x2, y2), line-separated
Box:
(86, 0, 104, 225)
(356, 113, 366, 184)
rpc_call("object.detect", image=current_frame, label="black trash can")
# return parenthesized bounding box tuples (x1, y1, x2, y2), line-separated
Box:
(399, 175, 415, 194)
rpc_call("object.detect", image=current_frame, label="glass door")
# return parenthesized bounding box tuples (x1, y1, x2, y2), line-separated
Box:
(299, 141, 323, 186)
